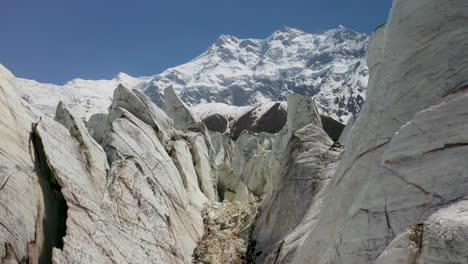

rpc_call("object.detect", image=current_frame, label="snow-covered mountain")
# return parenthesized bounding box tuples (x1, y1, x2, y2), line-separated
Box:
(146, 26, 368, 123)
(16, 26, 369, 123)
(16, 73, 152, 119)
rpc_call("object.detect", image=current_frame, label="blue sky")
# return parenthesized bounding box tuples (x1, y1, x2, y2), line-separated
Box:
(1, 0, 392, 84)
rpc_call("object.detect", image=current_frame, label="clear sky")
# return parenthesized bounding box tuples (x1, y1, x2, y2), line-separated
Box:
(1, 0, 392, 84)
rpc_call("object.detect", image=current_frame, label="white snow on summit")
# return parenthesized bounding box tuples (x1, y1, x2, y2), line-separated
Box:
(142, 26, 369, 123)
(16, 74, 151, 119)
(15, 26, 369, 123)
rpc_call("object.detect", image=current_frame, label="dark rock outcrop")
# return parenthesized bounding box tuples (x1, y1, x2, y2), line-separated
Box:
(202, 114, 228, 133)
(229, 103, 287, 140)
(201, 102, 344, 142)
(320, 115, 345, 142)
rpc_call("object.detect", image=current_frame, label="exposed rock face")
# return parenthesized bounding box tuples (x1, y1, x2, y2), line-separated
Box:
(230, 103, 288, 140)
(199, 102, 344, 142)
(198, 102, 287, 140)
(290, 0, 468, 263)
(250, 103, 287, 135)
(320, 115, 345, 142)
(202, 114, 228, 133)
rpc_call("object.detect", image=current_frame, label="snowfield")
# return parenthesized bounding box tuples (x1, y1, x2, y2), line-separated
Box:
(15, 26, 369, 123)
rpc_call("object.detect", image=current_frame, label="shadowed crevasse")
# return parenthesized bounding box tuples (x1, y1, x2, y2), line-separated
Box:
(31, 123, 68, 264)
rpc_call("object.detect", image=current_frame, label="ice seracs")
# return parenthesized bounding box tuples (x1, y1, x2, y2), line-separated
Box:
(3, 0, 467, 262)
(0, 66, 217, 263)
(290, 0, 468, 262)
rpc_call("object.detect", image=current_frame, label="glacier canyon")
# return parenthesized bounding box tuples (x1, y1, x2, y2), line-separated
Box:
(1, 0, 468, 263)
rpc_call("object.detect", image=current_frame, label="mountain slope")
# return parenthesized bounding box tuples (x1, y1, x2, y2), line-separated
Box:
(16, 26, 369, 123)
(16, 73, 151, 119)
(144, 26, 368, 123)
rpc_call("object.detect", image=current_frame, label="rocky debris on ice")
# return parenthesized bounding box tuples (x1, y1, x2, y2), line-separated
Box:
(192, 200, 260, 264)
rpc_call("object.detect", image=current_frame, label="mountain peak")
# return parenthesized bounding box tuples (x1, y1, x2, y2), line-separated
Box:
(214, 34, 239, 47)
(114, 72, 132, 80)
(270, 26, 306, 40)
(277, 26, 301, 33)
(16, 26, 369, 124)
(325, 25, 368, 43)
(333, 25, 356, 34)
